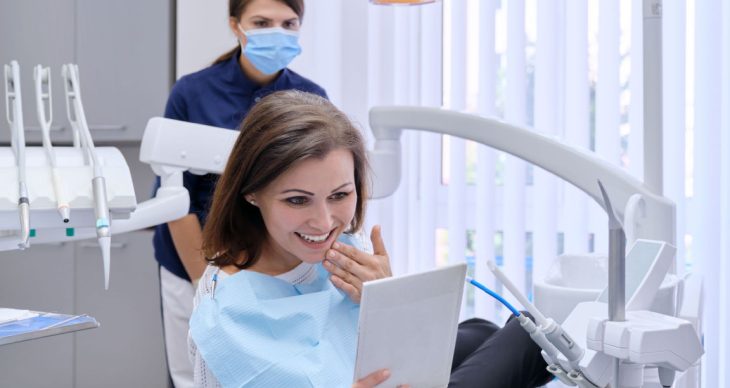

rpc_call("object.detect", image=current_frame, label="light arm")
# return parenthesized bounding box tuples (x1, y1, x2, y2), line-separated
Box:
(367, 106, 675, 245)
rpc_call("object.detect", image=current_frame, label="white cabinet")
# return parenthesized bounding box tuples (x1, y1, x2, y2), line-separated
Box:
(0, 0, 172, 143)
(0, 232, 168, 388)
(0, 1, 172, 386)
(74, 231, 167, 388)
(0, 243, 76, 388)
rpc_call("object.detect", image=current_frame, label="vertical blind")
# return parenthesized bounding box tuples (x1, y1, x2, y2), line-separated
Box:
(295, 0, 729, 386)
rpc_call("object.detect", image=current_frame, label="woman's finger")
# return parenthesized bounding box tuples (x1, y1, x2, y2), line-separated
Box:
(370, 225, 392, 277)
(352, 369, 391, 388)
(323, 259, 363, 290)
(370, 225, 388, 257)
(330, 274, 361, 303)
(331, 240, 370, 266)
(326, 248, 369, 279)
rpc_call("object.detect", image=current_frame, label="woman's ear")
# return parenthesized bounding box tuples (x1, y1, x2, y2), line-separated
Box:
(245, 195, 257, 206)
(229, 16, 245, 42)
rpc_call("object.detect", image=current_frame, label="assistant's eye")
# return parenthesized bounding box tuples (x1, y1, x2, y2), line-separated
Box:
(285, 196, 308, 206)
(329, 191, 352, 201)
(253, 19, 269, 28)
(283, 20, 299, 30)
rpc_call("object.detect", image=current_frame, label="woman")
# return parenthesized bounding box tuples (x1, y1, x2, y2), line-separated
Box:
(151, 1, 325, 386)
(189, 90, 553, 387)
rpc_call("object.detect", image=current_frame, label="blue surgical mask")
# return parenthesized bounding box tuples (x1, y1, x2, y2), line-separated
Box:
(239, 26, 302, 75)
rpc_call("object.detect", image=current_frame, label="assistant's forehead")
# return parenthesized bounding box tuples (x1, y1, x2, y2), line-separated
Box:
(239, 0, 299, 21)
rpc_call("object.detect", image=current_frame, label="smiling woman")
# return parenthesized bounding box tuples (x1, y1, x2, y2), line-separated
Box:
(246, 149, 358, 272)
(190, 90, 395, 387)
(202, 91, 370, 273)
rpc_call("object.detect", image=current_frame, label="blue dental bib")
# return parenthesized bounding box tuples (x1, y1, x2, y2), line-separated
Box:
(190, 262, 360, 387)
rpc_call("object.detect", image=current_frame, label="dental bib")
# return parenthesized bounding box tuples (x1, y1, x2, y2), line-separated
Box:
(190, 236, 362, 387)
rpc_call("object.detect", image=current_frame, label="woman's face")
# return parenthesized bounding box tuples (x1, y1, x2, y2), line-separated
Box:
(251, 148, 357, 269)
(232, 0, 300, 43)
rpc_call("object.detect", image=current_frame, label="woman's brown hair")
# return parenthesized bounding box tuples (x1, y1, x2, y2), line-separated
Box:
(202, 90, 369, 269)
(213, 0, 305, 65)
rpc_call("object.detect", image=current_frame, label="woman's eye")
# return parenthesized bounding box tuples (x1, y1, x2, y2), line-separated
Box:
(283, 20, 298, 29)
(286, 197, 308, 206)
(253, 20, 268, 27)
(329, 192, 351, 201)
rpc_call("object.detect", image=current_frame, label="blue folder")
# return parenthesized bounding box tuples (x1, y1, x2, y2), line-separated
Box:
(0, 311, 99, 346)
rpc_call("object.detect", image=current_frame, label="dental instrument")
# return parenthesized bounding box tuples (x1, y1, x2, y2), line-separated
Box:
(34, 65, 71, 223)
(62, 68, 81, 149)
(487, 260, 583, 370)
(0, 116, 219, 250)
(484, 258, 588, 376)
(485, 259, 594, 386)
(4, 60, 31, 249)
(62, 63, 112, 289)
(467, 276, 578, 386)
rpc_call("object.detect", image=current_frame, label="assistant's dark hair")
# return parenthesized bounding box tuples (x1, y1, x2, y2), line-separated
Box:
(202, 91, 369, 269)
(212, 0, 305, 65)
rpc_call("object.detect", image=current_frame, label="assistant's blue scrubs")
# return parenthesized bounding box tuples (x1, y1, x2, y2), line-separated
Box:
(152, 49, 328, 281)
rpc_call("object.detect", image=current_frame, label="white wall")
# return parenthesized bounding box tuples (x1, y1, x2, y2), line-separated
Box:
(176, 0, 233, 78)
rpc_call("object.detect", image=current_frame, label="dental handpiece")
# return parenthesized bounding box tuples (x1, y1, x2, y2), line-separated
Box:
(93, 173, 112, 289)
(64, 63, 112, 288)
(34, 65, 71, 223)
(468, 272, 578, 386)
(18, 186, 30, 249)
(486, 260, 584, 369)
(486, 260, 547, 324)
(93, 174, 110, 237)
(6, 61, 31, 248)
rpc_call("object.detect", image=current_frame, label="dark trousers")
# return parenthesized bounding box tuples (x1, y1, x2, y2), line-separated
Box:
(449, 314, 554, 388)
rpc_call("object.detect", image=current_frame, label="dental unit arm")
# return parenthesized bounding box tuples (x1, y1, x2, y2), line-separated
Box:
(3, 116, 231, 243)
(366, 106, 703, 388)
(368, 106, 674, 247)
(0, 64, 223, 288)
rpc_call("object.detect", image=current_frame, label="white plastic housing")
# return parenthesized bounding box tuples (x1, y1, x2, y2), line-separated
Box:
(0, 147, 135, 229)
(587, 309, 703, 372)
(140, 117, 238, 176)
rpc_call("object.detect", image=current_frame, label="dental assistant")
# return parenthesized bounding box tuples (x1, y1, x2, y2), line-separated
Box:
(151, 1, 326, 387)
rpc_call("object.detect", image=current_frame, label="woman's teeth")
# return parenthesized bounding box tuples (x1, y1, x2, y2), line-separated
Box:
(297, 231, 330, 243)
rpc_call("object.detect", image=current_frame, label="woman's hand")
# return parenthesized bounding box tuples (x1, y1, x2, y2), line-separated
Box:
(324, 225, 392, 303)
(352, 369, 390, 388)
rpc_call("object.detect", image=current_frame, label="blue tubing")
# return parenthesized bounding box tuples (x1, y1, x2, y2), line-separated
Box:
(466, 277, 521, 316)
